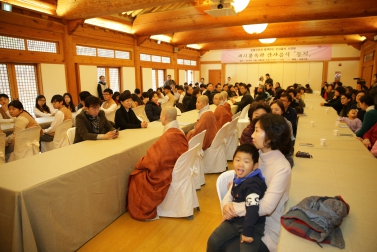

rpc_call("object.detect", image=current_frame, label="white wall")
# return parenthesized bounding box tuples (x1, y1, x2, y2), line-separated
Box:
(200, 64, 221, 84)
(142, 67, 152, 91)
(200, 50, 222, 61)
(332, 44, 360, 57)
(79, 65, 98, 97)
(41, 63, 67, 110)
(327, 61, 359, 88)
(194, 70, 200, 83)
(122, 67, 136, 92)
(178, 70, 185, 84)
(166, 69, 175, 80)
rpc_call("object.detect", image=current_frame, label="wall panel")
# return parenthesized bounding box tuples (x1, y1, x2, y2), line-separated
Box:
(79, 65, 98, 97)
(122, 67, 136, 92)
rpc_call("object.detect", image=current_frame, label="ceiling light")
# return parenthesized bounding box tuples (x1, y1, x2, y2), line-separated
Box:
(84, 18, 132, 34)
(231, 0, 250, 13)
(187, 44, 201, 49)
(150, 35, 171, 43)
(157, 40, 161, 44)
(1, 3, 12, 12)
(259, 38, 277, 44)
(243, 23, 268, 34)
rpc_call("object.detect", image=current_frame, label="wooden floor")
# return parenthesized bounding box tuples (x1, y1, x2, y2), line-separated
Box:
(78, 162, 234, 252)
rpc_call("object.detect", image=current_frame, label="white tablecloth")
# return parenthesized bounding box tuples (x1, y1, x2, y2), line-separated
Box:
(277, 94, 377, 251)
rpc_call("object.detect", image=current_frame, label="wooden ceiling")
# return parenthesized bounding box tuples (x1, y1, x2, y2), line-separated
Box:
(7, 0, 377, 51)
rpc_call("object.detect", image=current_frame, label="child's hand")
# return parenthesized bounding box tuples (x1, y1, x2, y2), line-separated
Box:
(223, 203, 236, 220)
(227, 181, 233, 190)
(241, 235, 254, 243)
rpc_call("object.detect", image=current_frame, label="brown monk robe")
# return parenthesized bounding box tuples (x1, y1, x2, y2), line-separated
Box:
(221, 91, 233, 116)
(213, 93, 232, 129)
(186, 95, 218, 150)
(127, 107, 188, 221)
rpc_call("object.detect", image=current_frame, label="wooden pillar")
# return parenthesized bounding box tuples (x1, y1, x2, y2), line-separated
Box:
(63, 25, 79, 103)
(322, 61, 328, 84)
(134, 38, 142, 91)
(373, 42, 377, 76)
(221, 63, 226, 85)
(173, 52, 178, 84)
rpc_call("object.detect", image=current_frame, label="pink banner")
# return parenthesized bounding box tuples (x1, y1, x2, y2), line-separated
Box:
(221, 45, 332, 63)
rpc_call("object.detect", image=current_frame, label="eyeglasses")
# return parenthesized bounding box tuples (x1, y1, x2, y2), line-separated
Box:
(39, 100, 46, 102)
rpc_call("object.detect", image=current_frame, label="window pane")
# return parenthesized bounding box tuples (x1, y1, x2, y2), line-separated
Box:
(184, 60, 191, 65)
(162, 57, 170, 64)
(76, 45, 96, 56)
(151, 70, 157, 91)
(27, 39, 57, 53)
(187, 70, 193, 85)
(115, 50, 130, 59)
(151, 55, 161, 62)
(0, 64, 12, 98)
(190, 60, 197, 66)
(0, 35, 25, 50)
(14, 65, 38, 117)
(97, 48, 114, 58)
(109, 68, 120, 92)
(177, 59, 184, 65)
(157, 70, 164, 87)
(140, 54, 151, 61)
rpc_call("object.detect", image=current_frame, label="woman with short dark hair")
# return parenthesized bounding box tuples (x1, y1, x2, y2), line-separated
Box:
(145, 91, 161, 122)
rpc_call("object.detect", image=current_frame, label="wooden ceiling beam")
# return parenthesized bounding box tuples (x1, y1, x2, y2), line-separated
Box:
(133, 0, 377, 36)
(172, 17, 377, 45)
(56, 0, 186, 20)
(198, 35, 364, 50)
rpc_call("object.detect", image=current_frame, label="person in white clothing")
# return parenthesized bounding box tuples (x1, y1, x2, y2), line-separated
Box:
(0, 94, 15, 123)
(34, 94, 54, 118)
(100, 88, 117, 122)
(177, 85, 185, 103)
(222, 113, 292, 252)
(40, 95, 72, 143)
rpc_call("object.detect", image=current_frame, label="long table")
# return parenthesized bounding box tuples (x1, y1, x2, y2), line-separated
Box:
(0, 104, 237, 252)
(277, 94, 377, 251)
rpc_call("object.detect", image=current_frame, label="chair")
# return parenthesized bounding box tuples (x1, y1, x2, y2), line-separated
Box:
(161, 100, 174, 110)
(105, 110, 116, 123)
(175, 107, 182, 116)
(41, 119, 72, 153)
(188, 130, 207, 189)
(66, 127, 76, 145)
(216, 170, 235, 211)
(237, 104, 250, 138)
(132, 105, 150, 123)
(7, 126, 41, 162)
(203, 122, 230, 174)
(225, 116, 239, 161)
(157, 143, 201, 220)
(0, 133, 6, 164)
(232, 111, 241, 120)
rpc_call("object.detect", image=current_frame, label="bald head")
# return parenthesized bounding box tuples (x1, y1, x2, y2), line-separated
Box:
(160, 106, 177, 126)
(196, 95, 208, 110)
(221, 91, 228, 100)
(213, 93, 223, 106)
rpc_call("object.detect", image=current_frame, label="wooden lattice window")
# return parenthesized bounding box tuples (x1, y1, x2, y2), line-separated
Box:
(0, 64, 12, 97)
(97, 67, 120, 93)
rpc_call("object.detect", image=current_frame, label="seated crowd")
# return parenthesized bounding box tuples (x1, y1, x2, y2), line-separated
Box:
(1, 74, 377, 252)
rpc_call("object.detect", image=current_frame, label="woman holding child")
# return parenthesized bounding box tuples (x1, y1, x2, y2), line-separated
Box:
(208, 114, 292, 252)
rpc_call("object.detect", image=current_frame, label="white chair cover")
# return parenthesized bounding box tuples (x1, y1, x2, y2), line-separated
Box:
(237, 104, 251, 138)
(216, 170, 235, 211)
(175, 107, 182, 116)
(0, 133, 5, 165)
(203, 122, 230, 174)
(133, 105, 150, 123)
(161, 100, 174, 110)
(66, 127, 76, 145)
(41, 119, 72, 153)
(157, 143, 201, 218)
(188, 130, 207, 189)
(225, 116, 239, 161)
(8, 126, 41, 162)
(105, 109, 116, 123)
(232, 111, 241, 120)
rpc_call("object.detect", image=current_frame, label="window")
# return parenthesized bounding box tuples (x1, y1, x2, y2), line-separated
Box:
(152, 69, 165, 90)
(151, 55, 161, 62)
(186, 70, 193, 85)
(97, 67, 120, 93)
(177, 59, 184, 65)
(162, 57, 171, 63)
(177, 58, 197, 66)
(76, 45, 130, 60)
(0, 35, 57, 53)
(0, 64, 12, 97)
(140, 53, 170, 63)
(0, 64, 39, 117)
(140, 54, 151, 61)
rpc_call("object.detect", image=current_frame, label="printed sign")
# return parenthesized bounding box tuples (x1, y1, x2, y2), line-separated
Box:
(221, 45, 332, 63)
